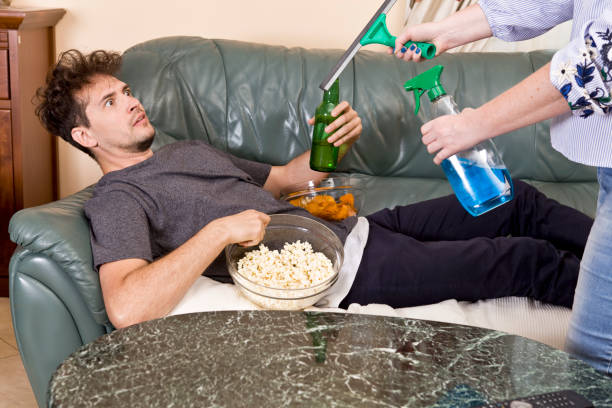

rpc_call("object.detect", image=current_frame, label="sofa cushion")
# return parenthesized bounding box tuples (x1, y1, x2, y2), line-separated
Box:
(169, 276, 572, 351)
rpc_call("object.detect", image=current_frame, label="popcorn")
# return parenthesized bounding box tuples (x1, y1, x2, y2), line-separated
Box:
(237, 240, 334, 289)
(232, 240, 337, 310)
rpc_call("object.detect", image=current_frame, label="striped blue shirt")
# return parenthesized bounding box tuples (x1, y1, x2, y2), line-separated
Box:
(479, 0, 612, 167)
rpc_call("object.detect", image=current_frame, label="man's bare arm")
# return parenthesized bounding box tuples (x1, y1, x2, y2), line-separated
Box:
(99, 210, 269, 328)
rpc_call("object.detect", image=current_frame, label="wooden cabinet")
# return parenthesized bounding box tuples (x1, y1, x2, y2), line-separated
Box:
(0, 8, 65, 296)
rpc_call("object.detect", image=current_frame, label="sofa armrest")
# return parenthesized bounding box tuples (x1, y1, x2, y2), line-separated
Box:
(8, 186, 109, 326)
(8, 186, 110, 407)
(9, 250, 106, 407)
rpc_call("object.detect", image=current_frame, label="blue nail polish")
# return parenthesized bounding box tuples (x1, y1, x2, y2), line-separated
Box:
(409, 44, 416, 51)
(401, 47, 407, 53)
(415, 48, 421, 54)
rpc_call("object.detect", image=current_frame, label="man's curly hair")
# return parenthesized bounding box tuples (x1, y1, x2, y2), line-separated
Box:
(35, 49, 123, 158)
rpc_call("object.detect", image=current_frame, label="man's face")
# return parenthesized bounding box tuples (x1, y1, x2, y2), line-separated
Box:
(77, 74, 155, 154)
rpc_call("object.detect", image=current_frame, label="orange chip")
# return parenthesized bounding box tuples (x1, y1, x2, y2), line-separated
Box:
(288, 191, 357, 221)
(331, 205, 350, 221)
(339, 193, 354, 207)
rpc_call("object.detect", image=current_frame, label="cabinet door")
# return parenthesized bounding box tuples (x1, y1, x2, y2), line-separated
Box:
(0, 108, 14, 294)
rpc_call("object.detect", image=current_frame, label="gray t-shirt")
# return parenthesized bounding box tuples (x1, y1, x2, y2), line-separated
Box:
(85, 140, 357, 278)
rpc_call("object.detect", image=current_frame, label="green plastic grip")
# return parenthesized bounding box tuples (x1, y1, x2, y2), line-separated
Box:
(403, 41, 436, 59)
(403, 65, 446, 115)
(360, 13, 436, 60)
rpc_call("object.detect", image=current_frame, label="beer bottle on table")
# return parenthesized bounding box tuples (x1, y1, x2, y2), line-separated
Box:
(310, 79, 340, 172)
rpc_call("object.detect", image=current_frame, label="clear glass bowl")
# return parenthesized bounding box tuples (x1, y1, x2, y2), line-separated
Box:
(225, 214, 343, 310)
(280, 177, 363, 221)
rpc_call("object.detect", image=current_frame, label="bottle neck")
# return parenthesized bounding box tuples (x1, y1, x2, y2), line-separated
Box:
(427, 85, 446, 103)
(431, 94, 448, 104)
(323, 79, 340, 104)
(430, 94, 460, 117)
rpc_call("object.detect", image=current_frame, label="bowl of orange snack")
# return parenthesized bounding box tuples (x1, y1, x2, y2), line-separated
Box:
(280, 177, 363, 222)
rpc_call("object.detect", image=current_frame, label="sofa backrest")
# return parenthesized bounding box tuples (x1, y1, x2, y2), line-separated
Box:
(120, 36, 596, 183)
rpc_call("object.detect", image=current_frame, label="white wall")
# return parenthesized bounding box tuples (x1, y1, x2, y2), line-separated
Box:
(14, 0, 408, 197)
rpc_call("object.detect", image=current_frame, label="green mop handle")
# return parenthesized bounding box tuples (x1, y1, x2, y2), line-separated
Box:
(360, 14, 436, 59)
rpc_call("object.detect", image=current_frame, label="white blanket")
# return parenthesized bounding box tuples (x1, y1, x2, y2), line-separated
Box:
(170, 276, 572, 351)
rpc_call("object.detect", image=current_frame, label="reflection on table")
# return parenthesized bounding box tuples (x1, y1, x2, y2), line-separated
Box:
(49, 311, 612, 407)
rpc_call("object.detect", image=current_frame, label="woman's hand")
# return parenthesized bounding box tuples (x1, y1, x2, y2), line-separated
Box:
(389, 21, 448, 63)
(387, 4, 492, 63)
(421, 107, 491, 165)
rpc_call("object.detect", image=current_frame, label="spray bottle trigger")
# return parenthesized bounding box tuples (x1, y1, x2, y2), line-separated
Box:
(413, 89, 425, 115)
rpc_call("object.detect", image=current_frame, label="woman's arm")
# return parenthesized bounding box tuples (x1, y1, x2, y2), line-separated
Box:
(421, 5, 612, 164)
(393, 0, 573, 62)
(394, 4, 492, 62)
(421, 62, 570, 164)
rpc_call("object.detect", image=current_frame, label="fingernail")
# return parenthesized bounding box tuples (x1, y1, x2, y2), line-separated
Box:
(409, 44, 416, 51)
(401, 47, 407, 53)
(415, 48, 421, 54)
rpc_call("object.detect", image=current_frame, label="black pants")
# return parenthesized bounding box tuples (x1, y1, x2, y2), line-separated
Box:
(340, 180, 593, 309)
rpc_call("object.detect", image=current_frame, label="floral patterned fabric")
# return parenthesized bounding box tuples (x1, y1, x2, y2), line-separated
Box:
(551, 19, 612, 118)
(480, 0, 612, 167)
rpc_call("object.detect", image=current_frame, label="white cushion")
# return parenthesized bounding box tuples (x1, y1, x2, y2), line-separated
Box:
(170, 276, 571, 351)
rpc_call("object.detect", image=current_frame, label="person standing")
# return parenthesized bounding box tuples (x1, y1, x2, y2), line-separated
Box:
(391, 1, 612, 375)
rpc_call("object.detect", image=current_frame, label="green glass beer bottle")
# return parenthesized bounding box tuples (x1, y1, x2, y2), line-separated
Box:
(310, 79, 340, 172)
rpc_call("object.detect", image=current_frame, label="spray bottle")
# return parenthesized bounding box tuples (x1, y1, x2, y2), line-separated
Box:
(404, 65, 514, 216)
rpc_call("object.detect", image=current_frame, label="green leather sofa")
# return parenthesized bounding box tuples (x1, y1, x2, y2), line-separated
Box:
(8, 37, 597, 407)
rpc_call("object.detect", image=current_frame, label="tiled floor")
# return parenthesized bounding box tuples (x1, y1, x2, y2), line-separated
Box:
(0, 297, 38, 407)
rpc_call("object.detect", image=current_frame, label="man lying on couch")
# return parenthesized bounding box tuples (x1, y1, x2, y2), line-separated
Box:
(35, 49, 593, 329)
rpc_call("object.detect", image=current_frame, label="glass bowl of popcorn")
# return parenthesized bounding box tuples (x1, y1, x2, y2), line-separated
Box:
(225, 214, 344, 310)
(280, 177, 364, 222)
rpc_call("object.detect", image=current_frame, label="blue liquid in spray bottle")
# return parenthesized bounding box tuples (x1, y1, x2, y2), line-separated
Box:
(404, 66, 514, 216)
(442, 157, 513, 216)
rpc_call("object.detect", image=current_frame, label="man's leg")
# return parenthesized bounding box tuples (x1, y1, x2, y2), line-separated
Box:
(340, 222, 580, 309)
(366, 180, 592, 257)
(566, 168, 612, 375)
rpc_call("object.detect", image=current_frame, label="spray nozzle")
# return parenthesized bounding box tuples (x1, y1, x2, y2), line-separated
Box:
(403, 65, 447, 115)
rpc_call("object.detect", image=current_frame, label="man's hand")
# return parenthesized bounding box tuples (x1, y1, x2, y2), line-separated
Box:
(208, 210, 270, 247)
(99, 209, 270, 328)
(307, 100, 362, 150)
(264, 101, 362, 198)
(420, 107, 489, 165)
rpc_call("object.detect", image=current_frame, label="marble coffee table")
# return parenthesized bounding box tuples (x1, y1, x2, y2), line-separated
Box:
(49, 311, 612, 407)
